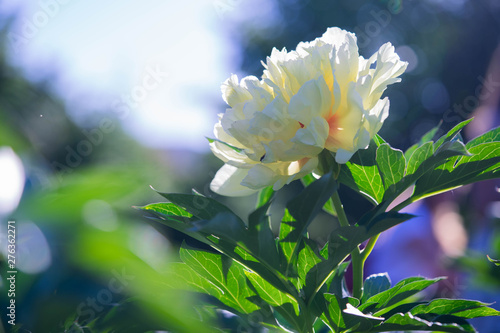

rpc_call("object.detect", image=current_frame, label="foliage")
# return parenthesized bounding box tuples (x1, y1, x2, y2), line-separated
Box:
(139, 121, 500, 332)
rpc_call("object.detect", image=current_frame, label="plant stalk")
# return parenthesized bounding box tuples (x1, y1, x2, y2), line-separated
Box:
(330, 191, 364, 299)
(351, 249, 363, 300)
(331, 191, 349, 228)
(305, 313, 315, 333)
(361, 234, 380, 263)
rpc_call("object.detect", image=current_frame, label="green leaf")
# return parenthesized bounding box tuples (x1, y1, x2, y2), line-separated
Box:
(385, 137, 472, 203)
(247, 202, 280, 269)
(408, 140, 467, 181)
(434, 119, 473, 150)
(206, 137, 244, 153)
(375, 312, 475, 332)
(301, 174, 337, 216)
(404, 121, 441, 162)
(328, 211, 414, 266)
(324, 294, 345, 331)
(411, 142, 500, 201)
(338, 141, 384, 204)
(454, 307, 500, 318)
(466, 125, 500, 147)
(406, 141, 434, 176)
(328, 262, 350, 296)
(308, 261, 349, 322)
(190, 212, 248, 243)
(343, 302, 385, 322)
(256, 186, 274, 208)
(487, 255, 500, 266)
(140, 203, 266, 290)
(156, 192, 244, 224)
(322, 198, 337, 216)
(362, 273, 392, 303)
(410, 298, 500, 319)
(221, 244, 294, 297)
(324, 294, 384, 332)
(137, 204, 215, 250)
(300, 173, 316, 186)
(278, 209, 296, 272)
(138, 202, 193, 218)
(274, 303, 308, 333)
(375, 301, 426, 320)
(167, 262, 224, 298)
(141, 196, 295, 306)
(147, 195, 293, 295)
(373, 134, 387, 146)
(318, 149, 340, 177)
(297, 239, 323, 285)
(376, 144, 406, 191)
(179, 245, 259, 314)
(360, 277, 444, 313)
(304, 211, 413, 302)
(283, 172, 337, 267)
(383, 120, 475, 205)
(435, 140, 471, 157)
(245, 271, 299, 315)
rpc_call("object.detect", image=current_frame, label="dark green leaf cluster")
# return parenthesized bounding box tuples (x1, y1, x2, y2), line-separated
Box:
(138, 120, 500, 332)
(339, 120, 500, 209)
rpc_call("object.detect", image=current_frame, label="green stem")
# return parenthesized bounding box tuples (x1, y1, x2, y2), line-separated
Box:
(306, 191, 380, 307)
(306, 192, 352, 308)
(351, 249, 363, 300)
(304, 312, 315, 333)
(307, 252, 352, 310)
(352, 235, 381, 300)
(361, 234, 380, 263)
(350, 234, 384, 301)
(331, 191, 349, 228)
(331, 191, 364, 300)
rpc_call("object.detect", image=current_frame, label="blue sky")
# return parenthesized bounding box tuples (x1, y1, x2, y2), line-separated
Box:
(1, 0, 248, 151)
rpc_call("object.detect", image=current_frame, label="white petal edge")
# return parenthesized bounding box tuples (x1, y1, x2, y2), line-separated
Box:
(210, 164, 257, 197)
(335, 148, 356, 164)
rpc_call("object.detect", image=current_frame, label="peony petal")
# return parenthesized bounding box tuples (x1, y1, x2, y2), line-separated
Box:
(291, 116, 329, 150)
(209, 140, 250, 167)
(241, 164, 278, 190)
(210, 164, 257, 197)
(328, 29, 359, 92)
(221, 74, 252, 107)
(325, 82, 364, 152)
(362, 97, 390, 138)
(214, 122, 244, 148)
(335, 148, 356, 164)
(364, 43, 408, 107)
(288, 76, 332, 125)
(354, 127, 371, 150)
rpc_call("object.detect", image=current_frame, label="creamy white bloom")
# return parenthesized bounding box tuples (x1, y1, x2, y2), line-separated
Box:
(210, 27, 408, 196)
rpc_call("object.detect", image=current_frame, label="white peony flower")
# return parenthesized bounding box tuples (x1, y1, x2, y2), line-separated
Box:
(210, 27, 408, 196)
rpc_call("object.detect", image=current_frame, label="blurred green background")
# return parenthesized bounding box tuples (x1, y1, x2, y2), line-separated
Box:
(1, 0, 500, 331)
